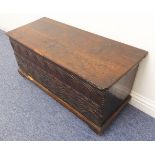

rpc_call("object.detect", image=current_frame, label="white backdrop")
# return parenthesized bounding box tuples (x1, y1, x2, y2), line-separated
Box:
(0, 0, 155, 117)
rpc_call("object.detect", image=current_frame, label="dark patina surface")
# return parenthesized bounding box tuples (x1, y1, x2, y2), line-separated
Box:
(7, 17, 147, 134)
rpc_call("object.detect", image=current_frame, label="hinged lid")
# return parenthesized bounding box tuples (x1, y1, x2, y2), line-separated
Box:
(7, 17, 148, 90)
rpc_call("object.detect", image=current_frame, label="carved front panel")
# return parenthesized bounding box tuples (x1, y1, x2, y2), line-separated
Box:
(10, 38, 138, 127)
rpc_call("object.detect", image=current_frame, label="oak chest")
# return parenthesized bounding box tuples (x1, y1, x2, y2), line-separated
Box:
(7, 17, 147, 134)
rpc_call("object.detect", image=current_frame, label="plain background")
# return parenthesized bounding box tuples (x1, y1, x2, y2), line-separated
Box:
(0, 0, 155, 154)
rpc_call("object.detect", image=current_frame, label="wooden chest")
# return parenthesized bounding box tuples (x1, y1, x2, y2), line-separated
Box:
(7, 17, 147, 134)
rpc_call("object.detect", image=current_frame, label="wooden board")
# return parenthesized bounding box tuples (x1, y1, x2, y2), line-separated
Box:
(7, 17, 147, 89)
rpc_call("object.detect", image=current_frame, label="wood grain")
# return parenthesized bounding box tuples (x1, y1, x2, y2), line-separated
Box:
(7, 17, 148, 89)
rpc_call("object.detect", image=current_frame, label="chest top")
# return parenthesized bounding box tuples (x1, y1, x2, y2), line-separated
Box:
(7, 17, 147, 89)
